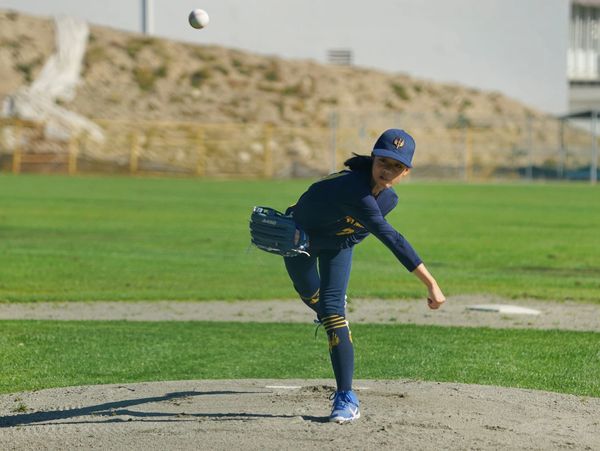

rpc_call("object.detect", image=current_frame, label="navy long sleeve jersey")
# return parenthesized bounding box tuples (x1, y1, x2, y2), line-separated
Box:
(290, 169, 422, 271)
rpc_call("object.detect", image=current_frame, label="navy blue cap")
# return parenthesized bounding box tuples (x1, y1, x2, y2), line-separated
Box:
(371, 129, 416, 168)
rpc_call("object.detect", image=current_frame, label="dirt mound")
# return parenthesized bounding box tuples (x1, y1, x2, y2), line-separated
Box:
(0, 10, 540, 127)
(1, 379, 598, 450)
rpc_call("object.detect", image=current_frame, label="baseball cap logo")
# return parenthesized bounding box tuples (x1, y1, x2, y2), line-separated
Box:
(393, 137, 405, 149)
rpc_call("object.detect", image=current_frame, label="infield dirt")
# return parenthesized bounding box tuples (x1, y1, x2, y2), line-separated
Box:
(1, 295, 598, 332)
(1, 297, 599, 450)
(1, 379, 599, 450)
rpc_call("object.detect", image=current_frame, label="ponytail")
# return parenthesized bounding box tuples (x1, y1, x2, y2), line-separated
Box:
(343, 154, 373, 172)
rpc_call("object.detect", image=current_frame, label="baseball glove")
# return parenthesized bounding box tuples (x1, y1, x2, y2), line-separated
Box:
(249, 206, 310, 257)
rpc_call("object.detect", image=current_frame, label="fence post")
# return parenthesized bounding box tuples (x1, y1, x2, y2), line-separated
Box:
(195, 128, 205, 176)
(558, 119, 565, 180)
(329, 110, 338, 173)
(129, 131, 140, 174)
(68, 134, 79, 175)
(463, 126, 472, 181)
(526, 116, 533, 181)
(263, 125, 273, 178)
(12, 121, 22, 174)
(592, 111, 598, 185)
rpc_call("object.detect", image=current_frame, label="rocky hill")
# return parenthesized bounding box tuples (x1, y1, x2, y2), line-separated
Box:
(0, 9, 575, 178)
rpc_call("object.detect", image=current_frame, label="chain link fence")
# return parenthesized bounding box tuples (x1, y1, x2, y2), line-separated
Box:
(1, 113, 598, 182)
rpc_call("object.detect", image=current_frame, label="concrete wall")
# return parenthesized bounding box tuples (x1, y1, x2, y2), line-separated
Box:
(569, 82, 600, 111)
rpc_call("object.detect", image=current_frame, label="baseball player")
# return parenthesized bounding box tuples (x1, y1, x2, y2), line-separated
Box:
(283, 129, 446, 423)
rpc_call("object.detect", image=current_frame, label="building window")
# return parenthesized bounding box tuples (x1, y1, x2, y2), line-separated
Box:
(569, 2, 600, 81)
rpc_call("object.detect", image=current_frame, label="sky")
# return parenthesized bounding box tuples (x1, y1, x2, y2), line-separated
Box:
(0, 0, 570, 114)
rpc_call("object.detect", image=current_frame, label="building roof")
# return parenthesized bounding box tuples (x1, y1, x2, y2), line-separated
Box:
(573, 0, 600, 6)
(561, 109, 600, 119)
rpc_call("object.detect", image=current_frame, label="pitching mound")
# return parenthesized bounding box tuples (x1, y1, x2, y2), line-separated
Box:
(1, 379, 598, 450)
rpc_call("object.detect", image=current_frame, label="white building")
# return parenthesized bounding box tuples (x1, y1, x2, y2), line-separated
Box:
(568, 0, 600, 111)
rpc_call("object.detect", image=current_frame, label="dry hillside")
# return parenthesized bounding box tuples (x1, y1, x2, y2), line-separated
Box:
(0, 9, 545, 125)
(0, 9, 581, 177)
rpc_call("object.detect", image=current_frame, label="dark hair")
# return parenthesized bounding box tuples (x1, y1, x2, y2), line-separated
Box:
(344, 153, 373, 172)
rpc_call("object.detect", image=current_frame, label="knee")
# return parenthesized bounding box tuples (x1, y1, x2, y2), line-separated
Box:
(299, 288, 319, 306)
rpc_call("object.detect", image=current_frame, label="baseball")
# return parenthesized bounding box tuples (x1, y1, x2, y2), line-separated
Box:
(189, 9, 210, 29)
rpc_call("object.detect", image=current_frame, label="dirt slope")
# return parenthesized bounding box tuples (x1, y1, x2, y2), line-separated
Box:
(0, 9, 546, 128)
(3, 9, 581, 176)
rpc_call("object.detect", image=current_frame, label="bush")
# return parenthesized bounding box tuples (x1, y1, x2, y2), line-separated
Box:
(190, 68, 211, 87)
(15, 57, 42, 83)
(84, 46, 107, 71)
(212, 64, 229, 75)
(460, 98, 473, 111)
(191, 48, 217, 61)
(263, 61, 282, 82)
(391, 82, 410, 101)
(125, 37, 157, 59)
(154, 65, 168, 78)
(231, 57, 253, 76)
(448, 113, 472, 128)
(264, 69, 279, 81)
(133, 67, 155, 91)
(132, 64, 168, 91)
(281, 83, 301, 96)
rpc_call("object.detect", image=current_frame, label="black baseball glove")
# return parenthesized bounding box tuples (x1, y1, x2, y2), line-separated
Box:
(249, 206, 310, 257)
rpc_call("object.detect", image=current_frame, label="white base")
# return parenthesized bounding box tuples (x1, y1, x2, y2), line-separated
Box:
(466, 304, 541, 315)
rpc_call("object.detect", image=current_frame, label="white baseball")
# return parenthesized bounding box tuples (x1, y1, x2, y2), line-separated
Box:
(189, 9, 210, 29)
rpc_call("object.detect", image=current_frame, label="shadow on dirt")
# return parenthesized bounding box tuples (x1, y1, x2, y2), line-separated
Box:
(0, 390, 314, 427)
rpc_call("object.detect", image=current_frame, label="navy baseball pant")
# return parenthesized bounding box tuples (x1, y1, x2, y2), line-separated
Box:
(284, 247, 354, 391)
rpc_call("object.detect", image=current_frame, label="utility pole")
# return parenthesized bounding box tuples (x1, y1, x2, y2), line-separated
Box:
(141, 0, 154, 35)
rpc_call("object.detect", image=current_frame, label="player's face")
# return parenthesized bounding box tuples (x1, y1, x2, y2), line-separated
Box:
(372, 156, 410, 191)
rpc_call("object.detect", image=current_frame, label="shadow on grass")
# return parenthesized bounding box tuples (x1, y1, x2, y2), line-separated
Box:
(1, 390, 328, 426)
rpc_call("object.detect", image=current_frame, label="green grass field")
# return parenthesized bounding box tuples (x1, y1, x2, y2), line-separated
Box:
(1, 320, 599, 397)
(0, 174, 599, 397)
(0, 174, 598, 302)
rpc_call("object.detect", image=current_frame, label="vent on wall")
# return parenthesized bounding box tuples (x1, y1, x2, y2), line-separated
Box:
(327, 49, 353, 66)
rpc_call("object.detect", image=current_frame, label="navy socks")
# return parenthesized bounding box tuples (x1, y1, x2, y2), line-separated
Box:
(322, 314, 354, 392)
